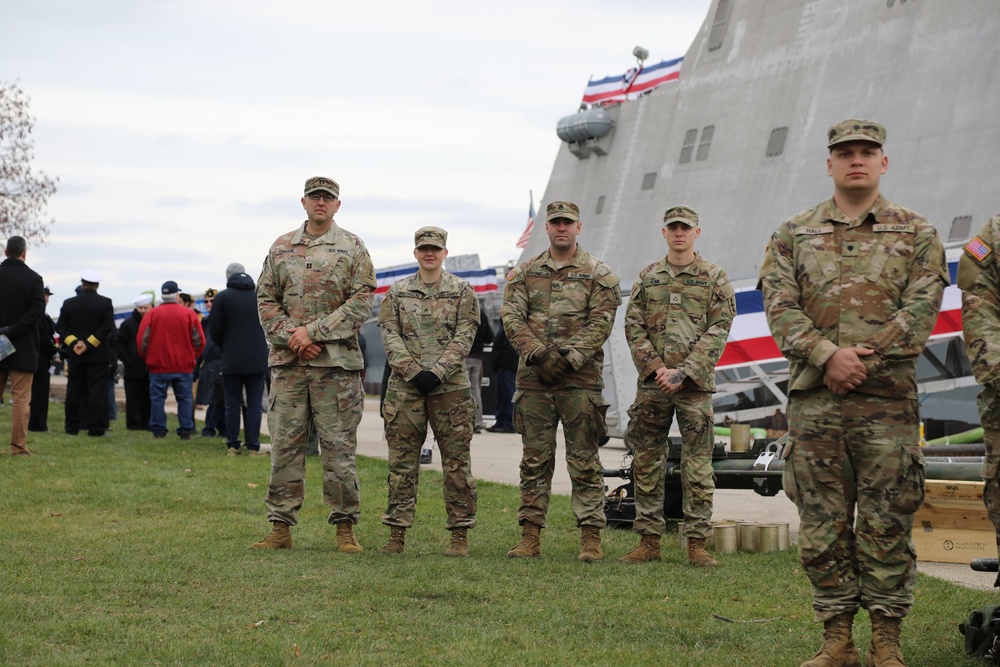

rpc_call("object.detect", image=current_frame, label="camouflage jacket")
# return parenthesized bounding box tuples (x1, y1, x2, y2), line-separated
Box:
(501, 245, 621, 391)
(958, 214, 1000, 389)
(378, 271, 480, 395)
(257, 221, 375, 369)
(626, 253, 735, 392)
(758, 195, 948, 399)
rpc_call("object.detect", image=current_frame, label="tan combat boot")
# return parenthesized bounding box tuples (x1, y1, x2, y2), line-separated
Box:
(687, 537, 718, 567)
(800, 613, 860, 667)
(619, 534, 661, 564)
(867, 612, 906, 667)
(250, 522, 292, 549)
(444, 528, 469, 557)
(335, 521, 363, 553)
(506, 522, 541, 558)
(578, 525, 603, 562)
(380, 526, 406, 554)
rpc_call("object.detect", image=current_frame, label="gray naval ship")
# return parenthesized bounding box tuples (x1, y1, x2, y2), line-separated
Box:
(518, 0, 1000, 440)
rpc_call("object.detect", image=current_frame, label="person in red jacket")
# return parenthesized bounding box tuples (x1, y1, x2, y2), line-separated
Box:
(137, 280, 205, 439)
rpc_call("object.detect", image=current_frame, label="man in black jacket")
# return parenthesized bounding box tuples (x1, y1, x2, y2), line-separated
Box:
(210, 262, 269, 455)
(487, 318, 518, 433)
(28, 286, 58, 432)
(57, 270, 115, 437)
(196, 288, 225, 437)
(465, 309, 494, 433)
(114, 294, 153, 430)
(0, 236, 46, 455)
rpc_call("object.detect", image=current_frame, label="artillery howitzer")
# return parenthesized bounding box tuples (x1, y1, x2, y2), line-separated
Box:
(603, 435, 987, 528)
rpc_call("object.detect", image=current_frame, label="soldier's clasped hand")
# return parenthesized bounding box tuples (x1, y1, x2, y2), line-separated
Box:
(410, 370, 442, 395)
(538, 347, 572, 376)
(823, 347, 874, 396)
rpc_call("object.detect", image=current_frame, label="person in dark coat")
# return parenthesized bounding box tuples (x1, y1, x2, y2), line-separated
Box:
(486, 317, 518, 433)
(114, 294, 153, 430)
(28, 286, 58, 432)
(56, 270, 115, 437)
(196, 288, 225, 437)
(209, 263, 269, 455)
(0, 236, 46, 454)
(465, 308, 494, 433)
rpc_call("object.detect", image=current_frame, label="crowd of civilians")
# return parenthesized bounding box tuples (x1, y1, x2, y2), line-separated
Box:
(1, 235, 515, 457)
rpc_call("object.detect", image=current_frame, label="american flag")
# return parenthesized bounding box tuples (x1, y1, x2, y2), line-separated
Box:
(965, 236, 993, 262)
(515, 201, 535, 250)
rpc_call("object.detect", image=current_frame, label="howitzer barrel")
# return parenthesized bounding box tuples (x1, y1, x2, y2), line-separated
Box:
(971, 558, 999, 573)
(603, 452, 985, 495)
(642, 457, 984, 489)
(603, 444, 988, 527)
(921, 444, 985, 457)
(925, 462, 983, 481)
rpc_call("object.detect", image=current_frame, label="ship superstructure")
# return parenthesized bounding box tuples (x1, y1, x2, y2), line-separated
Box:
(527, 0, 1000, 436)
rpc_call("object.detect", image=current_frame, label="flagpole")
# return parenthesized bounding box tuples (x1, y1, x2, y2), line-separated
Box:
(515, 191, 536, 251)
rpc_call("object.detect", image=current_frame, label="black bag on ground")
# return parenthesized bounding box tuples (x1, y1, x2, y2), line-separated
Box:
(960, 604, 1000, 663)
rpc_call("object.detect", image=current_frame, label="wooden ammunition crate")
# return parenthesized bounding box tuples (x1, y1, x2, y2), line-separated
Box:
(912, 480, 998, 564)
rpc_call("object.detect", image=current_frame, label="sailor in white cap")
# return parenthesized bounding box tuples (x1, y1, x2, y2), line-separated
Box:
(80, 269, 103, 284)
(56, 269, 116, 436)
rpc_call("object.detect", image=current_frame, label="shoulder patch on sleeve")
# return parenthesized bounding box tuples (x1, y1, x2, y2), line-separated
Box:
(505, 265, 525, 283)
(756, 241, 776, 289)
(965, 236, 993, 263)
(714, 273, 735, 300)
(461, 285, 480, 321)
(376, 304, 392, 325)
(595, 264, 620, 289)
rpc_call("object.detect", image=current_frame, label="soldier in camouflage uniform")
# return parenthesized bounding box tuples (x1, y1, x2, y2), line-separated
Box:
(377, 226, 479, 557)
(958, 215, 1000, 587)
(620, 206, 735, 567)
(502, 200, 621, 562)
(251, 176, 376, 553)
(758, 120, 948, 667)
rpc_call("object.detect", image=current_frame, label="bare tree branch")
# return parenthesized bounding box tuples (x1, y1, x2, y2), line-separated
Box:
(0, 81, 58, 243)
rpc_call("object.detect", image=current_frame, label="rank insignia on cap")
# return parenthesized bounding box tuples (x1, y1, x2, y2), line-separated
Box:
(965, 236, 993, 262)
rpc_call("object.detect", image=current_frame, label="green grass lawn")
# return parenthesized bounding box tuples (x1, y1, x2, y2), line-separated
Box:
(0, 404, 993, 666)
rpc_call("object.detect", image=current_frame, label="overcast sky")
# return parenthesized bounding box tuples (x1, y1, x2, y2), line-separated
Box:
(2, 0, 712, 312)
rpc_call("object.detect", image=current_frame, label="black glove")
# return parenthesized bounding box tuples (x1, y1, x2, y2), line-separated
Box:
(411, 370, 441, 395)
(0, 326, 9, 336)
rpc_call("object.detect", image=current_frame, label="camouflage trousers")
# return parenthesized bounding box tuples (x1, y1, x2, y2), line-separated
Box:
(513, 388, 609, 529)
(381, 387, 477, 530)
(783, 388, 924, 622)
(625, 388, 715, 540)
(264, 366, 364, 527)
(978, 385, 1000, 586)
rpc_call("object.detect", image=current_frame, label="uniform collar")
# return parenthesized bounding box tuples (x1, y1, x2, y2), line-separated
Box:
(403, 270, 452, 295)
(291, 220, 339, 245)
(657, 252, 702, 277)
(541, 245, 584, 270)
(821, 194, 889, 227)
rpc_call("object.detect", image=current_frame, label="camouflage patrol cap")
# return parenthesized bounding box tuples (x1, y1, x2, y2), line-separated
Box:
(827, 119, 886, 148)
(546, 200, 580, 223)
(414, 226, 447, 249)
(304, 176, 340, 198)
(663, 205, 699, 228)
